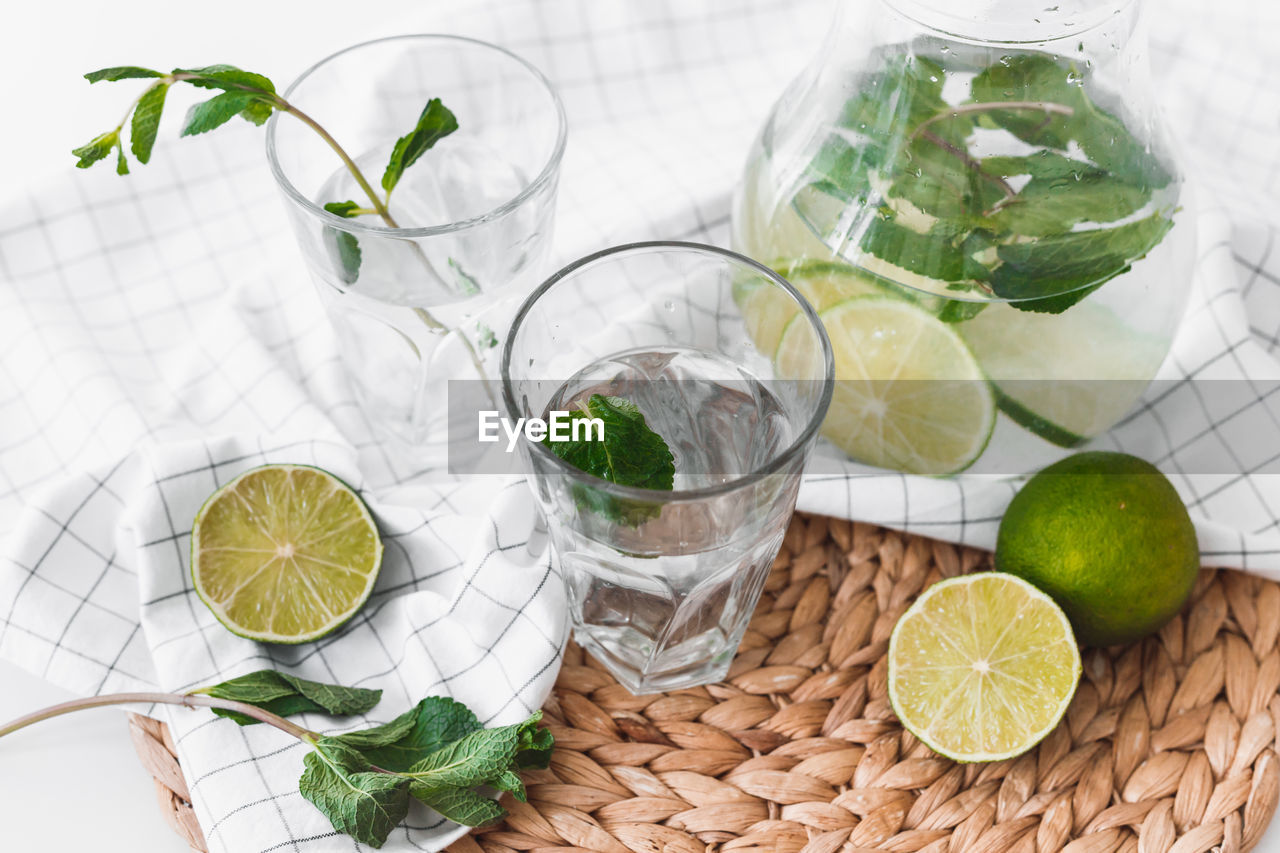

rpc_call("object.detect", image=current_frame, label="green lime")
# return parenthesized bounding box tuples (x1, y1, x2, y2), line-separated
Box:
(995, 451, 1199, 646)
(960, 302, 1168, 447)
(191, 464, 383, 644)
(777, 296, 995, 475)
(889, 572, 1081, 763)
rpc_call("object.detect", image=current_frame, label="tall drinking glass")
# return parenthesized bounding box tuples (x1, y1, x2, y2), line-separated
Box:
(267, 35, 566, 453)
(502, 242, 834, 693)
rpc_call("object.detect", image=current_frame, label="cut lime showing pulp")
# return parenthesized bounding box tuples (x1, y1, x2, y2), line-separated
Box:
(778, 297, 995, 475)
(960, 302, 1167, 447)
(888, 572, 1081, 763)
(736, 262, 888, 357)
(191, 465, 383, 644)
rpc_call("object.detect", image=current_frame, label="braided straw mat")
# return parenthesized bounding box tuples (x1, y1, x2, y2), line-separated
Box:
(130, 514, 1280, 853)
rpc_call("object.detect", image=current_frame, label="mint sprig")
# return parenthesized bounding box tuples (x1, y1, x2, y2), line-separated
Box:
(0, 669, 553, 848)
(72, 61, 501, 403)
(803, 52, 1176, 315)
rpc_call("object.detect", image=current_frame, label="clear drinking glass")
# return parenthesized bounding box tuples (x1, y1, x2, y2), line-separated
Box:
(267, 35, 566, 453)
(502, 242, 834, 693)
(733, 0, 1195, 476)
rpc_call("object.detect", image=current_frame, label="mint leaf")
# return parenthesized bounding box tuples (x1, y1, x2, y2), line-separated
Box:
(986, 174, 1151, 236)
(335, 696, 481, 772)
(543, 396, 674, 529)
(176, 64, 276, 95)
(982, 151, 1094, 181)
(239, 99, 274, 126)
(970, 53, 1170, 188)
(130, 82, 168, 164)
(859, 213, 969, 282)
(322, 203, 364, 283)
(969, 54, 1078, 150)
(324, 200, 362, 218)
(180, 91, 271, 136)
(991, 211, 1173, 313)
(85, 66, 163, 83)
(194, 669, 381, 725)
(324, 227, 362, 286)
(544, 395, 675, 491)
(300, 738, 410, 849)
(72, 131, 119, 169)
(381, 98, 458, 196)
(115, 140, 129, 175)
(448, 258, 481, 296)
(410, 787, 505, 826)
(401, 712, 550, 821)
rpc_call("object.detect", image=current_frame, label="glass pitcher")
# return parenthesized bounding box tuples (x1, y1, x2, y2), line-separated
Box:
(732, 0, 1195, 476)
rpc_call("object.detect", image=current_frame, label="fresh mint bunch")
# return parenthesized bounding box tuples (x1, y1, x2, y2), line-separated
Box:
(0, 669, 553, 848)
(804, 52, 1175, 314)
(542, 394, 675, 527)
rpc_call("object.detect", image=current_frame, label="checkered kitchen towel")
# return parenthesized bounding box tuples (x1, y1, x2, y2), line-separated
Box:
(2, 1, 1279, 851)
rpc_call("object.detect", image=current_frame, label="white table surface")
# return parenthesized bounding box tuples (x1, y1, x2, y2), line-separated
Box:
(4, 2, 1280, 852)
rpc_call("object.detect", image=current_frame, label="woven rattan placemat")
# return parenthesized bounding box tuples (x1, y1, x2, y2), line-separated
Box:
(131, 514, 1280, 852)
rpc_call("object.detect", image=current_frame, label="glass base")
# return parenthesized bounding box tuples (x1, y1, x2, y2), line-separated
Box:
(572, 625, 737, 694)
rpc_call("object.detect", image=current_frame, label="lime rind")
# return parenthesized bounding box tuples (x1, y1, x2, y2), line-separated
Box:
(888, 572, 1082, 763)
(191, 464, 383, 645)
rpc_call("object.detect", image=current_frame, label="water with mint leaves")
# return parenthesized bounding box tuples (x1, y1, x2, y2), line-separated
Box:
(543, 346, 797, 693)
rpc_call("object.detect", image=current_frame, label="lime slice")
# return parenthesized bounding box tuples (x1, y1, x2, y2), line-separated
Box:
(736, 262, 889, 357)
(888, 572, 1081, 763)
(778, 297, 996, 475)
(191, 465, 383, 644)
(960, 302, 1168, 447)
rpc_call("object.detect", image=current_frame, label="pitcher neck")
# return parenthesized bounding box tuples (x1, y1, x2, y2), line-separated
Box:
(846, 0, 1142, 46)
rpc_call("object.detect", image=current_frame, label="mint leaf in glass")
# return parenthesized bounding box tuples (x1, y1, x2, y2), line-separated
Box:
(382, 98, 459, 197)
(544, 394, 675, 490)
(540, 394, 675, 529)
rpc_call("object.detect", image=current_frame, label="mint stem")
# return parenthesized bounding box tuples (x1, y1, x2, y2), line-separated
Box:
(0, 691, 317, 742)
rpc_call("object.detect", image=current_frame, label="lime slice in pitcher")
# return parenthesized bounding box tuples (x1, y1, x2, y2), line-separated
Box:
(960, 302, 1168, 447)
(736, 262, 889, 357)
(889, 572, 1081, 763)
(191, 465, 383, 644)
(777, 297, 995, 475)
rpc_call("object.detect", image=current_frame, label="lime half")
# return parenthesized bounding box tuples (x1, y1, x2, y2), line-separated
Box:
(960, 302, 1168, 447)
(889, 572, 1081, 763)
(192, 465, 383, 644)
(736, 262, 889, 358)
(778, 297, 995, 475)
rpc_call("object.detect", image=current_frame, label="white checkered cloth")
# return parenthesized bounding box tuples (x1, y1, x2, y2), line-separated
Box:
(1, 1, 1278, 851)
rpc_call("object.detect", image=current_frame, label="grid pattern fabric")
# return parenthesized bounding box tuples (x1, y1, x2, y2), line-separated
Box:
(0, 1, 1278, 851)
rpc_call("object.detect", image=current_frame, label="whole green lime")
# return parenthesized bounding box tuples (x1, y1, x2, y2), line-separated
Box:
(995, 451, 1199, 647)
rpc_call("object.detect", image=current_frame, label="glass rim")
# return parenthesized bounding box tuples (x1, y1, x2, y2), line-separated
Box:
(878, 0, 1137, 45)
(500, 240, 836, 502)
(264, 33, 568, 238)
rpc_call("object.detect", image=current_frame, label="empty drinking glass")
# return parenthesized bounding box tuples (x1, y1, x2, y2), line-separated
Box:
(502, 242, 834, 693)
